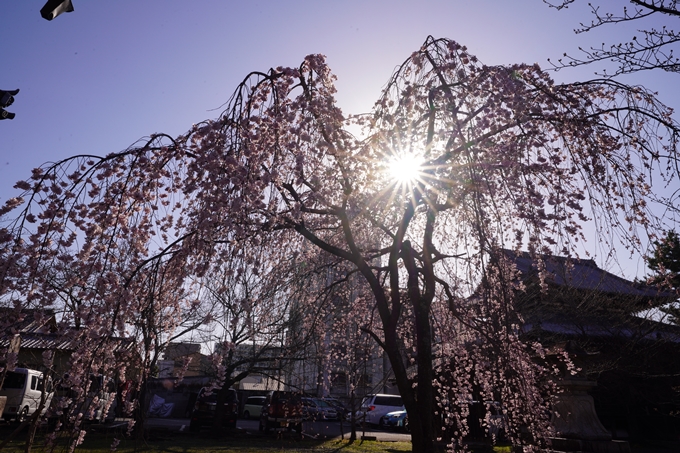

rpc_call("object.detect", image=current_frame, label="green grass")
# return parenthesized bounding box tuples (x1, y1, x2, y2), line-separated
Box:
(0, 427, 515, 453)
(0, 430, 413, 453)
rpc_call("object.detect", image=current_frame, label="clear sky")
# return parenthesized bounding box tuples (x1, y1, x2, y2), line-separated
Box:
(1, 0, 678, 279)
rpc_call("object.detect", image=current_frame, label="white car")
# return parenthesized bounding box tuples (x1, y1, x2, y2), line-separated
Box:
(0, 368, 53, 423)
(242, 395, 266, 419)
(355, 393, 404, 425)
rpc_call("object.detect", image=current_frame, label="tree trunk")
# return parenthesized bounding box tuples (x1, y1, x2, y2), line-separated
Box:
(212, 387, 227, 432)
(398, 240, 437, 452)
(348, 389, 357, 442)
(414, 297, 435, 451)
(384, 330, 436, 453)
(133, 378, 149, 440)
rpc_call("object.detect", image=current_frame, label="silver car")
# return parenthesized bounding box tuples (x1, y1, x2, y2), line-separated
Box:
(355, 393, 404, 425)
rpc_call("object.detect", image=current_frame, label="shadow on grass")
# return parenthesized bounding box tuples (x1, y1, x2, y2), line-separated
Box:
(128, 431, 412, 453)
(0, 423, 413, 453)
(0, 423, 519, 453)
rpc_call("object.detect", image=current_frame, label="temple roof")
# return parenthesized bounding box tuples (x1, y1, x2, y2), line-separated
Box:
(505, 250, 676, 303)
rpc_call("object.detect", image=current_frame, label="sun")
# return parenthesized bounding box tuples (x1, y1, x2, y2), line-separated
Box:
(387, 153, 423, 185)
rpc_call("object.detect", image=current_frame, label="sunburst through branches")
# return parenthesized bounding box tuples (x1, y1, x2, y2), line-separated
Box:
(387, 152, 423, 184)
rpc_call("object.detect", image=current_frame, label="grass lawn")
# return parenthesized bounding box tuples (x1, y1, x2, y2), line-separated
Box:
(0, 430, 414, 453)
(0, 425, 517, 453)
(0, 433, 516, 453)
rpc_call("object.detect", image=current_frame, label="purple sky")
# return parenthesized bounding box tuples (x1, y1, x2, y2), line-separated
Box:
(1, 1, 678, 279)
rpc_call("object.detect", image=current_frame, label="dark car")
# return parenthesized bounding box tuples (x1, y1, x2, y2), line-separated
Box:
(301, 397, 338, 421)
(46, 373, 116, 429)
(189, 387, 238, 432)
(321, 397, 348, 420)
(259, 390, 303, 433)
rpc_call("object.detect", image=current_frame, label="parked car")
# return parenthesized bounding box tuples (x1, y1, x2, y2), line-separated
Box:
(47, 373, 117, 428)
(85, 374, 117, 422)
(301, 397, 338, 420)
(355, 393, 404, 425)
(189, 387, 238, 432)
(0, 368, 53, 423)
(321, 397, 348, 419)
(380, 409, 409, 431)
(259, 390, 303, 433)
(241, 395, 266, 419)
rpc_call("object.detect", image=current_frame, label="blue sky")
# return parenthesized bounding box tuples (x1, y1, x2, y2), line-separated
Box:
(1, 0, 678, 279)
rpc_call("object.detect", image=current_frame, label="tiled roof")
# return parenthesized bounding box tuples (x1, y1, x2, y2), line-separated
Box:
(5, 333, 76, 350)
(505, 250, 676, 301)
(1, 308, 133, 351)
(523, 320, 680, 342)
(0, 332, 133, 351)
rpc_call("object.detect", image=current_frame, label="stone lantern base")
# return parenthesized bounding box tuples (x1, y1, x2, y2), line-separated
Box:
(550, 379, 630, 453)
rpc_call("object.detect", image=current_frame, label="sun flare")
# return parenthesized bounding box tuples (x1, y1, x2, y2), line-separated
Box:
(387, 153, 423, 184)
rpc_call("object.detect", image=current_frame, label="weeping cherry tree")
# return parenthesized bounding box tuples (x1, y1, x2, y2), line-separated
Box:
(1, 36, 678, 452)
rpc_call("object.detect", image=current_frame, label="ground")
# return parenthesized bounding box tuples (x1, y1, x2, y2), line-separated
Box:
(0, 418, 678, 452)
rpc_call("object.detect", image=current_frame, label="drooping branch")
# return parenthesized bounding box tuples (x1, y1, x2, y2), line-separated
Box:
(545, 0, 680, 75)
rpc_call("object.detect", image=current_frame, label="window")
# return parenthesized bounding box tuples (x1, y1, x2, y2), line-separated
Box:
(2, 371, 26, 389)
(247, 396, 266, 405)
(331, 372, 346, 386)
(374, 395, 403, 406)
(357, 373, 372, 388)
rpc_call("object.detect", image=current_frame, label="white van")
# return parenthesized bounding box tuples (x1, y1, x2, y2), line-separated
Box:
(356, 393, 404, 425)
(0, 368, 53, 423)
